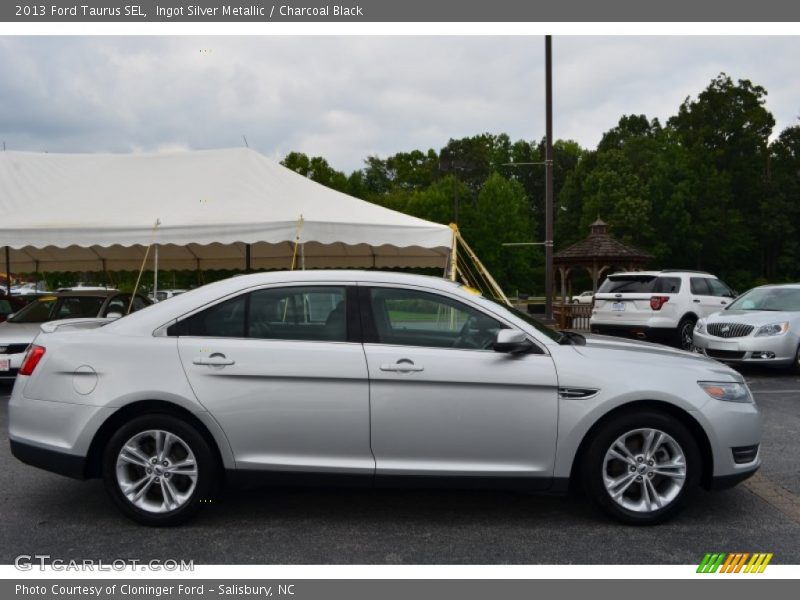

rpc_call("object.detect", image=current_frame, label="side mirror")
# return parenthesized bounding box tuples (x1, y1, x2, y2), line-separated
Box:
(6, 313, 14, 320)
(493, 329, 533, 354)
(106, 312, 123, 320)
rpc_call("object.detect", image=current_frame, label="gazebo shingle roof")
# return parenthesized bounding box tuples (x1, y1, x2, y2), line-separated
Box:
(554, 218, 652, 264)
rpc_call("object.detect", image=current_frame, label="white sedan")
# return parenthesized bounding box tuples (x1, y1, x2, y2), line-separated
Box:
(9, 270, 761, 526)
(571, 291, 594, 304)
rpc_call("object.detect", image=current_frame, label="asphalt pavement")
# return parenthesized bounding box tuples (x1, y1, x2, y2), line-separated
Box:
(1, 366, 798, 565)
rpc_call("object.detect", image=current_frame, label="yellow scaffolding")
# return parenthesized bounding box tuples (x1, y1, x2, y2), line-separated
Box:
(446, 223, 510, 306)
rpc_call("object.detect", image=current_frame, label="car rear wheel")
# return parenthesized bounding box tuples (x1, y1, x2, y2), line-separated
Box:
(676, 317, 696, 350)
(102, 414, 218, 526)
(581, 410, 701, 525)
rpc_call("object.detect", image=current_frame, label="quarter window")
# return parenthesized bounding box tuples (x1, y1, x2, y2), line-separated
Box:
(367, 287, 504, 350)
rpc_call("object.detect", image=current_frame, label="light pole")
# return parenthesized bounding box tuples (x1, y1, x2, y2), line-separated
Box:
(544, 34, 555, 322)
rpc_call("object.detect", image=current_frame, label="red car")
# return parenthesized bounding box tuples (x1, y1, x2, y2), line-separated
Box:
(0, 294, 26, 324)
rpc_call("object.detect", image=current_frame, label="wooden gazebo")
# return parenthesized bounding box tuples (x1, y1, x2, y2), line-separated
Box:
(554, 218, 652, 300)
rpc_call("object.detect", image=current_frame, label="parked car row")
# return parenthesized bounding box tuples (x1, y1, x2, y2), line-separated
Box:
(0, 290, 151, 380)
(589, 270, 799, 372)
(8, 270, 760, 527)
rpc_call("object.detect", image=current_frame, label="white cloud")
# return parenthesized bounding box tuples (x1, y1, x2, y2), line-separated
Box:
(0, 36, 797, 171)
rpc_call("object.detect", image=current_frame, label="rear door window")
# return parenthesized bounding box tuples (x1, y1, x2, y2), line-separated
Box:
(247, 286, 347, 342)
(690, 278, 711, 295)
(174, 295, 247, 338)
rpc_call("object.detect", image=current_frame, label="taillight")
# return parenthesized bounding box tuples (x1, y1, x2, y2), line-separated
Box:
(19, 344, 46, 376)
(649, 296, 670, 311)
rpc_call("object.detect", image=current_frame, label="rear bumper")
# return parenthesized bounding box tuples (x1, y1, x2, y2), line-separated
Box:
(589, 324, 674, 344)
(9, 439, 88, 479)
(0, 368, 19, 380)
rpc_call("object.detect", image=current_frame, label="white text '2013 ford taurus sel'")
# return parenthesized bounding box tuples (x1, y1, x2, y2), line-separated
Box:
(9, 271, 760, 526)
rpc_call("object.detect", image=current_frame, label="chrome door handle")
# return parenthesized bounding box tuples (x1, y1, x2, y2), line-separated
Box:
(193, 353, 235, 366)
(380, 362, 424, 373)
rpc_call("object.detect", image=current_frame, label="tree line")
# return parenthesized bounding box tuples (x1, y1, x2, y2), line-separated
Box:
(282, 73, 800, 295)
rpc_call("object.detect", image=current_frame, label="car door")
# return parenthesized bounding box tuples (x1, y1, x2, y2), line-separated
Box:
(174, 284, 373, 474)
(691, 277, 731, 317)
(360, 285, 559, 484)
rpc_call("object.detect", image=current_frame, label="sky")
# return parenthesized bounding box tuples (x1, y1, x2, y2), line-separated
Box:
(0, 36, 798, 172)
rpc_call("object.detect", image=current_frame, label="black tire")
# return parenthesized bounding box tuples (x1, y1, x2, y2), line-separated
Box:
(676, 316, 697, 350)
(790, 345, 800, 375)
(580, 410, 702, 525)
(102, 414, 219, 526)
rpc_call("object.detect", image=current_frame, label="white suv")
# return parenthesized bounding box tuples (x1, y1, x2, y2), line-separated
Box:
(590, 271, 736, 350)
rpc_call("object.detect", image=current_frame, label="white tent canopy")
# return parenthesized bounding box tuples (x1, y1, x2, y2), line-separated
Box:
(0, 148, 453, 273)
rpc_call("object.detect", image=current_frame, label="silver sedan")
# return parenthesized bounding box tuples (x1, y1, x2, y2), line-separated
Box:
(9, 271, 761, 526)
(694, 284, 800, 372)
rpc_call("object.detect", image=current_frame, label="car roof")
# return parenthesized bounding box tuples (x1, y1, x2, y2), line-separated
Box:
(607, 270, 715, 278)
(753, 283, 800, 290)
(105, 270, 472, 334)
(40, 290, 121, 298)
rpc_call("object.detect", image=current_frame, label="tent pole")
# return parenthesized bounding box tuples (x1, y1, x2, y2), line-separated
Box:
(448, 224, 458, 282)
(245, 243, 252, 273)
(4, 246, 10, 295)
(153, 244, 159, 299)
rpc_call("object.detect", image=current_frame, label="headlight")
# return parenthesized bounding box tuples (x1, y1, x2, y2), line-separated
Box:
(695, 319, 706, 333)
(698, 381, 753, 403)
(754, 322, 789, 337)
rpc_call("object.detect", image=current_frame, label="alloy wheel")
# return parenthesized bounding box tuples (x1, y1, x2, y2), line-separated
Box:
(115, 429, 198, 513)
(602, 428, 687, 513)
(680, 322, 694, 350)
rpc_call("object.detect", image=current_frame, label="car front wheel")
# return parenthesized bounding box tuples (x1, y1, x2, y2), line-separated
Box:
(102, 414, 218, 526)
(581, 411, 701, 525)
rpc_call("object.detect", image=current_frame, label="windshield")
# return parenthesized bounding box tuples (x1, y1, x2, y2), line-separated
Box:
(727, 287, 800, 312)
(9, 295, 106, 323)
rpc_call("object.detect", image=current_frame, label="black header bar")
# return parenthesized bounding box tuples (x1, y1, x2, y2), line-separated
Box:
(2, 0, 800, 22)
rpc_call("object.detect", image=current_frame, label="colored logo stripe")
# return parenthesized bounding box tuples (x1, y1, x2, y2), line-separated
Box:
(697, 552, 772, 573)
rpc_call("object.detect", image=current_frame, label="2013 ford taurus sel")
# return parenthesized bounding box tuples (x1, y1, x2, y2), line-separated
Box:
(8, 271, 761, 526)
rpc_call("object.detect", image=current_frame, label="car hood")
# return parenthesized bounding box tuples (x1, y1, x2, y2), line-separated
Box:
(571, 334, 742, 382)
(705, 310, 799, 326)
(0, 321, 42, 344)
(581, 334, 699, 359)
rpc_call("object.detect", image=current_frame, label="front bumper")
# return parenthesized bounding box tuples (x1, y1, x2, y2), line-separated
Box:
(708, 467, 759, 491)
(694, 395, 762, 481)
(694, 330, 797, 365)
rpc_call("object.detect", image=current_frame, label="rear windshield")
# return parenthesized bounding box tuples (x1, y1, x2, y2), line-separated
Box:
(9, 295, 105, 323)
(598, 276, 681, 294)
